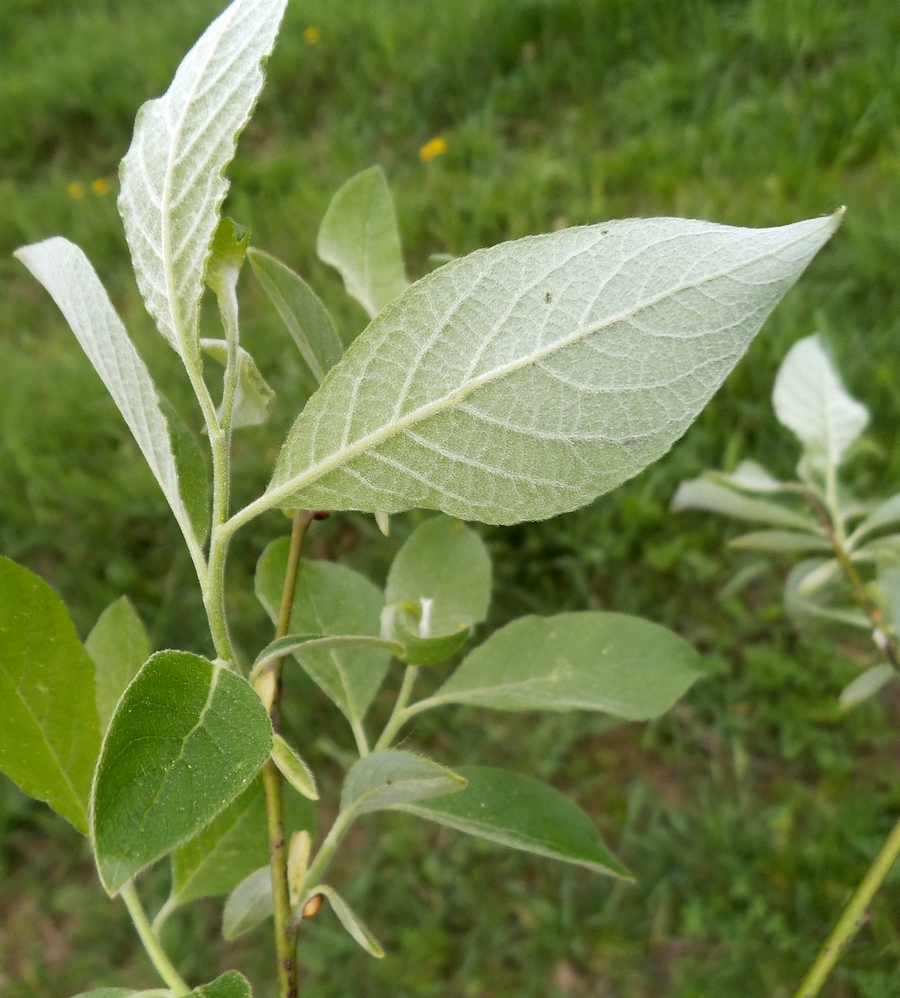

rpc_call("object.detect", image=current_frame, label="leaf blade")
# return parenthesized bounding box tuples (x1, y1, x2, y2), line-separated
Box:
(341, 750, 466, 816)
(223, 866, 272, 940)
(86, 597, 151, 735)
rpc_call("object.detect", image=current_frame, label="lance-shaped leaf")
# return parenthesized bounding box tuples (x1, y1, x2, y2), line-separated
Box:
(266, 213, 840, 524)
(248, 247, 344, 384)
(118, 0, 288, 358)
(15, 239, 209, 554)
(421, 612, 701, 719)
(188, 972, 252, 998)
(303, 884, 385, 958)
(223, 866, 272, 940)
(91, 651, 273, 894)
(840, 665, 895, 710)
(72, 991, 171, 998)
(729, 530, 833, 553)
(0, 558, 100, 833)
(856, 492, 900, 540)
(272, 734, 319, 800)
(397, 766, 630, 878)
(86, 596, 151, 735)
(672, 477, 819, 531)
(255, 539, 390, 724)
(201, 339, 274, 428)
(317, 165, 409, 319)
(341, 750, 466, 817)
(784, 560, 868, 629)
(711, 460, 795, 494)
(773, 334, 868, 472)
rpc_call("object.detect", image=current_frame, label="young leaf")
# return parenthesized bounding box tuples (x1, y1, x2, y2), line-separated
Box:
(169, 777, 314, 906)
(205, 217, 250, 299)
(772, 334, 869, 471)
(317, 165, 409, 319)
(397, 766, 630, 878)
(424, 612, 701, 720)
(856, 492, 900, 539)
(729, 530, 833, 553)
(0, 558, 100, 833)
(839, 665, 895, 710)
(712, 460, 794, 493)
(14, 238, 209, 554)
(188, 971, 252, 998)
(255, 539, 390, 724)
(118, 0, 289, 359)
(72, 991, 167, 998)
(201, 339, 275, 428)
(247, 247, 344, 384)
(784, 560, 868, 629)
(86, 596, 151, 735)
(672, 477, 819, 531)
(265, 213, 840, 524)
(341, 750, 466, 816)
(91, 652, 273, 894)
(272, 734, 319, 800)
(305, 884, 385, 958)
(387, 603, 471, 665)
(251, 634, 402, 677)
(385, 516, 492, 636)
(876, 547, 900, 630)
(222, 866, 272, 940)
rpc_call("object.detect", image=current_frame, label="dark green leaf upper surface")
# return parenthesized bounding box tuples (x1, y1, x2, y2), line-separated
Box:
(86, 596, 151, 735)
(91, 651, 273, 893)
(427, 612, 701, 719)
(399, 766, 630, 878)
(0, 557, 100, 833)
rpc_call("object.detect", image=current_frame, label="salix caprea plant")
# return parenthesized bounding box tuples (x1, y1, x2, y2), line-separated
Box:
(3, 1, 840, 995)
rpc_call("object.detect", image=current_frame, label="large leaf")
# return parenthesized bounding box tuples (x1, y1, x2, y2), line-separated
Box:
(423, 612, 701, 719)
(341, 750, 465, 816)
(91, 651, 272, 894)
(188, 972, 252, 998)
(255, 539, 390, 724)
(385, 516, 492, 636)
(169, 776, 314, 906)
(317, 165, 409, 319)
(14, 238, 209, 551)
(118, 0, 288, 358)
(86, 596, 151, 735)
(0, 558, 100, 833)
(398, 766, 630, 878)
(772, 334, 868, 471)
(672, 477, 819, 531)
(264, 213, 840, 524)
(247, 247, 344, 384)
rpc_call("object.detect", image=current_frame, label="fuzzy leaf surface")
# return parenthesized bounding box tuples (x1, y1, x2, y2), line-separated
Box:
(0, 558, 100, 833)
(188, 972, 252, 998)
(341, 750, 465, 816)
(268, 213, 839, 524)
(201, 338, 274, 428)
(91, 652, 272, 893)
(398, 766, 630, 877)
(86, 597, 151, 735)
(118, 0, 288, 357)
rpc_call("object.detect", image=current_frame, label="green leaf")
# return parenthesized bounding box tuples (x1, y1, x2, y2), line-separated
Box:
(86, 597, 151, 735)
(385, 516, 492, 636)
(341, 750, 466, 817)
(784, 560, 868, 629)
(14, 238, 209, 554)
(0, 558, 100, 833)
(672, 477, 819, 531)
(247, 247, 344, 385)
(170, 776, 314, 906)
(773, 334, 868, 472)
(205, 218, 250, 298)
(729, 530, 833, 553)
(317, 165, 409, 319)
(398, 766, 630, 878)
(306, 884, 385, 958)
(188, 971, 252, 998)
(255, 539, 390, 724)
(71, 989, 141, 997)
(387, 603, 471, 665)
(876, 545, 900, 630)
(856, 492, 900, 539)
(118, 0, 288, 359)
(201, 338, 275, 429)
(272, 734, 319, 800)
(91, 652, 273, 894)
(251, 634, 402, 678)
(711, 460, 795, 493)
(425, 612, 701, 720)
(223, 866, 272, 940)
(839, 665, 895, 710)
(267, 213, 840, 524)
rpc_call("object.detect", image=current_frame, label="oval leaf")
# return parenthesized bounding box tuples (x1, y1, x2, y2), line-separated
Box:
(272, 734, 319, 800)
(266, 213, 840, 524)
(86, 596, 151, 735)
(425, 612, 701, 719)
(317, 165, 409, 319)
(223, 866, 272, 940)
(188, 972, 252, 998)
(308, 884, 385, 958)
(341, 750, 466, 817)
(397, 766, 630, 878)
(0, 558, 100, 833)
(91, 652, 273, 894)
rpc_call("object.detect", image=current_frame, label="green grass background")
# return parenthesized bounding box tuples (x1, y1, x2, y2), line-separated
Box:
(2, 0, 900, 995)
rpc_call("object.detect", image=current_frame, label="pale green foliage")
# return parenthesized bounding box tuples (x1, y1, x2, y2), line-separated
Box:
(340, 750, 465, 816)
(86, 597, 151, 735)
(222, 866, 272, 941)
(271, 734, 319, 800)
(303, 884, 385, 958)
(200, 339, 275, 428)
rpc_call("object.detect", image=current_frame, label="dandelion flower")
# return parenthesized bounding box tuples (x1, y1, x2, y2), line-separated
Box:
(419, 137, 448, 163)
(303, 26, 320, 44)
(91, 178, 110, 196)
(67, 182, 85, 200)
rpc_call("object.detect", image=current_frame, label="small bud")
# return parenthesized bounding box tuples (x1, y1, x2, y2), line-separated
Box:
(253, 670, 276, 713)
(302, 892, 324, 919)
(287, 830, 311, 906)
(375, 511, 390, 536)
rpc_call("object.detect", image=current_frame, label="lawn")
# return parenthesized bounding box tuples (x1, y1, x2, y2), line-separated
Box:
(2, 0, 900, 995)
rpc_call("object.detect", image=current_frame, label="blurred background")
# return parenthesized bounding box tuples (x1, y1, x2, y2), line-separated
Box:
(2, 0, 900, 995)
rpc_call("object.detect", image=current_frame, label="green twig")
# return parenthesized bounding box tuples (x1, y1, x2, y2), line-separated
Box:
(373, 665, 420, 751)
(120, 881, 189, 997)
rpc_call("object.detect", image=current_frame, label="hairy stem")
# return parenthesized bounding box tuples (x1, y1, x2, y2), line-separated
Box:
(265, 509, 316, 998)
(120, 881, 189, 996)
(795, 812, 900, 997)
(373, 665, 420, 751)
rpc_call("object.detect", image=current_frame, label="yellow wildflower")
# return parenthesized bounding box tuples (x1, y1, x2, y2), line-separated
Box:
(91, 178, 110, 196)
(303, 26, 320, 44)
(419, 136, 448, 163)
(67, 182, 85, 200)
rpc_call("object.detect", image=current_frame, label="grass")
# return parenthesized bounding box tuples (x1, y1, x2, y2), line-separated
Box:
(2, 0, 900, 994)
